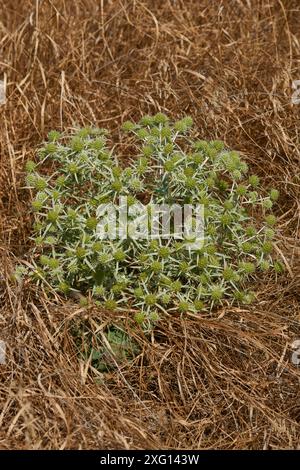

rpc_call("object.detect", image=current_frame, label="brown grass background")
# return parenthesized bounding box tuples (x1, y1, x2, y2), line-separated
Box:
(0, 0, 300, 449)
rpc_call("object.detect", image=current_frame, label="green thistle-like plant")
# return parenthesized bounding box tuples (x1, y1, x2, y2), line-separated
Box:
(19, 117, 282, 326)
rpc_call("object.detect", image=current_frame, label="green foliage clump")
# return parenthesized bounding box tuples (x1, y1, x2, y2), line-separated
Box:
(20, 117, 281, 326)
(73, 323, 140, 372)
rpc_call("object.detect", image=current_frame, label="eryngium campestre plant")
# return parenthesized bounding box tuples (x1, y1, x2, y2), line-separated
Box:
(20, 115, 283, 326)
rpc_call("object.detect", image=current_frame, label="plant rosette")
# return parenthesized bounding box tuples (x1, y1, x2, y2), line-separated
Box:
(18, 115, 282, 326)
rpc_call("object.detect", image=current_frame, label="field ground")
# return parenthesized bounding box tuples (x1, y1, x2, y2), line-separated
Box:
(0, 0, 300, 449)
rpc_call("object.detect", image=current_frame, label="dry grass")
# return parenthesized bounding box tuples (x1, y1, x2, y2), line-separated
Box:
(1, 0, 300, 449)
